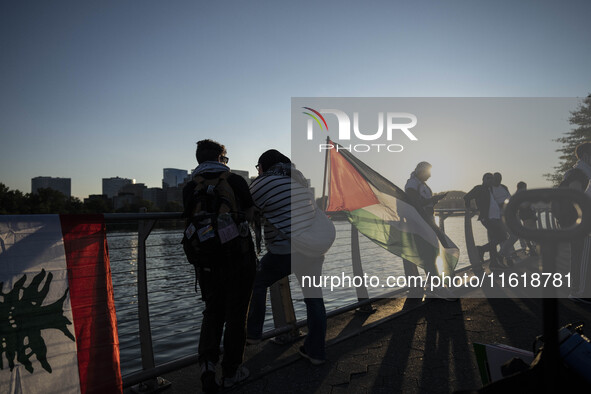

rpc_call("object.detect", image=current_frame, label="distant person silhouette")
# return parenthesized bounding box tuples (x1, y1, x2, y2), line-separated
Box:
(464, 173, 509, 270)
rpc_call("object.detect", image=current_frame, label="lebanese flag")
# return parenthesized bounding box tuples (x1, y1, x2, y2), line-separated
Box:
(0, 215, 122, 394)
(326, 140, 459, 276)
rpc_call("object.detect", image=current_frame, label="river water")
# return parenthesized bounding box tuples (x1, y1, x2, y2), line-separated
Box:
(108, 216, 490, 376)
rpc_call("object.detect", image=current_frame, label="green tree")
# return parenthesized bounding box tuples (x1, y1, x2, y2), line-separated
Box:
(546, 95, 591, 185)
(115, 199, 155, 213)
(28, 188, 68, 214)
(0, 183, 26, 214)
(65, 196, 84, 214)
(24, 188, 85, 214)
(83, 197, 112, 214)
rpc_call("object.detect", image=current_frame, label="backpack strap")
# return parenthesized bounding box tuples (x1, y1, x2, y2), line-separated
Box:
(216, 172, 238, 216)
(191, 172, 241, 219)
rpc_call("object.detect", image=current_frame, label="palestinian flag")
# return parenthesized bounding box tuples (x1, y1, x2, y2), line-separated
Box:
(0, 215, 122, 394)
(326, 141, 459, 275)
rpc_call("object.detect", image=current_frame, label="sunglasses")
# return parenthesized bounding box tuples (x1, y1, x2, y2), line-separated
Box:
(220, 156, 229, 164)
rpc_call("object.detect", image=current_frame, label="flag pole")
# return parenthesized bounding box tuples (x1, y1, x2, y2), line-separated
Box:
(321, 135, 330, 211)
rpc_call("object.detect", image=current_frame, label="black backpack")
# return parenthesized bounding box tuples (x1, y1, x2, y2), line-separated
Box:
(182, 172, 245, 265)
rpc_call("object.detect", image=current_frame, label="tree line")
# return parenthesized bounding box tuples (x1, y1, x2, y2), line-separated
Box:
(0, 183, 183, 214)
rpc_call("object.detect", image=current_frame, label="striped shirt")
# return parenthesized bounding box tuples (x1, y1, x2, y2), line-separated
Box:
(249, 174, 315, 254)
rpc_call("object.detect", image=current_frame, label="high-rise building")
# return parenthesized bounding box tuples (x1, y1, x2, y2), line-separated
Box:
(102, 177, 134, 198)
(31, 177, 71, 197)
(143, 188, 166, 209)
(119, 183, 146, 198)
(165, 186, 183, 208)
(163, 168, 189, 188)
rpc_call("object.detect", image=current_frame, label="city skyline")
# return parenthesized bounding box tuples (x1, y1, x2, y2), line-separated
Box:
(10, 166, 253, 200)
(2, 1, 591, 199)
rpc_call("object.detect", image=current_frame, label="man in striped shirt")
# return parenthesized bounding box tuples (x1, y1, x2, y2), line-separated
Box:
(246, 149, 327, 365)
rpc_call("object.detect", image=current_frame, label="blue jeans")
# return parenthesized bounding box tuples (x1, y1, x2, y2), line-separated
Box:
(247, 251, 327, 360)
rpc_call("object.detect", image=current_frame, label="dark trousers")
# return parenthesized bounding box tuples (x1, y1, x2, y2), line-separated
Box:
(481, 218, 508, 262)
(197, 250, 256, 377)
(247, 251, 327, 360)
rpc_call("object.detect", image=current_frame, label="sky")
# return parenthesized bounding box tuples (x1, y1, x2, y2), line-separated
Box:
(1, 0, 591, 199)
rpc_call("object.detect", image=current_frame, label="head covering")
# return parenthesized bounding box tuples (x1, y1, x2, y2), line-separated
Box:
(258, 149, 291, 172)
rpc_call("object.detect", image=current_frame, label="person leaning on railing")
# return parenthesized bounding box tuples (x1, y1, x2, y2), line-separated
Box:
(491, 172, 518, 266)
(246, 149, 328, 365)
(464, 172, 510, 270)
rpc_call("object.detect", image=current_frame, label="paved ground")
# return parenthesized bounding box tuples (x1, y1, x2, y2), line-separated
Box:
(156, 295, 591, 394)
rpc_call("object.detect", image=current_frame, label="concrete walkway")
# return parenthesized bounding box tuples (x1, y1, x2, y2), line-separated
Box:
(154, 257, 591, 393)
(159, 297, 591, 393)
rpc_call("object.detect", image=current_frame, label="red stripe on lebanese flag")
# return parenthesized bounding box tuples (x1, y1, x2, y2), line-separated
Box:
(0, 215, 121, 394)
(60, 215, 122, 394)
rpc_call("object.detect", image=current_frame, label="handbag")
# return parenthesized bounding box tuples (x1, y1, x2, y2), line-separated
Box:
(269, 190, 336, 257)
(290, 201, 336, 257)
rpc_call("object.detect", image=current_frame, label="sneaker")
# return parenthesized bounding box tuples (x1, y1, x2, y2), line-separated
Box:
(298, 346, 326, 365)
(223, 365, 250, 388)
(200, 361, 219, 393)
(200, 361, 216, 373)
(271, 330, 304, 345)
(246, 337, 261, 345)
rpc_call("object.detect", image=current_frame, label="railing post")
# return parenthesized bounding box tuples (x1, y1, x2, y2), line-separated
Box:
(137, 218, 156, 370)
(438, 211, 448, 234)
(269, 277, 300, 343)
(351, 225, 374, 312)
(544, 209, 553, 230)
(132, 211, 170, 393)
(464, 208, 483, 273)
(537, 209, 544, 229)
(550, 210, 558, 229)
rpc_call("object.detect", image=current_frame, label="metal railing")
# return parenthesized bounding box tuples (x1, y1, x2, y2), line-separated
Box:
(107, 206, 551, 390)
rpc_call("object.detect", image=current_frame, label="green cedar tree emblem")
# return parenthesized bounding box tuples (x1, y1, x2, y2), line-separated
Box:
(0, 269, 75, 374)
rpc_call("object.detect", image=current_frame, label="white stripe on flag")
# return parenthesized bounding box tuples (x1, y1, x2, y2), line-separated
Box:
(0, 215, 81, 394)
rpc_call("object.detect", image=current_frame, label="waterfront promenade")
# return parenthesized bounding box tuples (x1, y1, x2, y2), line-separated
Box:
(154, 263, 591, 393)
